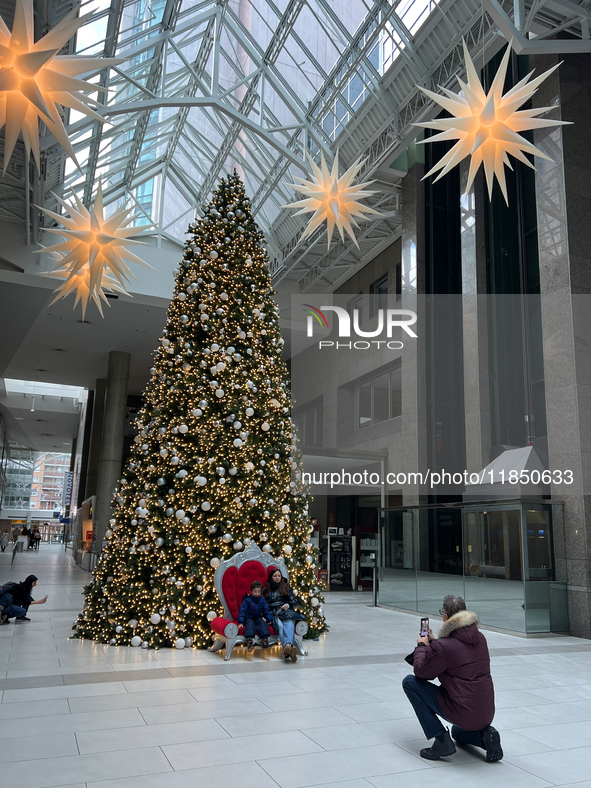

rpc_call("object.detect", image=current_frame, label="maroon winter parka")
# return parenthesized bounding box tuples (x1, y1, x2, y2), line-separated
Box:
(413, 610, 495, 731)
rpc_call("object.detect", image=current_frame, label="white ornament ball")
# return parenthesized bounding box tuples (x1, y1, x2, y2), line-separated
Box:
(220, 292, 228, 301)
(171, 456, 180, 465)
(150, 613, 161, 625)
(185, 546, 192, 554)
(179, 424, 188, 434)
(110, 638, 117, 645)
(115, 626, 123, 633)
(311, 597, 319, 607)
(262, 544, 272, 553)
(209, 250, 218, 259)
(305, 555, 314, 564)
(262, 422, 270, 431)
(233, 541, 243, 550)
(222, 533, 233, 543)
(131, 635, 142, 647)
(128, 619, 138, 628)
(178, 469, 188, 478)
(245, 407, 254, 417)
(191, 408, 202, 417)
(207, 610, 217, 621)
(109, 518, 116, 526)
(210, 557, 221, 568)
(283, 545, 292, 555)
(196, 476, 207, 486)
(175, 638, 186, 649)
(185, 637, 193, 647)
(141, 641, 149, 649)
(131, 519, 138, 526)
(215, 389, 225, 398)
(155, 537, 164, 547)
(201, 501, 211, 511)
(175, 510, 185, 519)
(282, 505, 290, 513)
(233, 438, 243, 447)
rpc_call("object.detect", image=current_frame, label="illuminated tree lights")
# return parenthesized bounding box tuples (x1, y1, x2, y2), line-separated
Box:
(74, 173, 327, 649)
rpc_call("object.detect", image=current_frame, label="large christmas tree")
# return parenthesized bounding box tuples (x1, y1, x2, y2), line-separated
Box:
(74, 173, 327, 649)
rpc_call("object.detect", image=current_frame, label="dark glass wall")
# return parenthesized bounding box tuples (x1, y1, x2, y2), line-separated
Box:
(483, 51, 548, 445)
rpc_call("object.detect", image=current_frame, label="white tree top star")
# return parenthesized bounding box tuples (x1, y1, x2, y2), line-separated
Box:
(284, 151, 381, 248)
(415, 40, 570, 203)
(0, 0, 120, 171)
(37, 181, 152, 319)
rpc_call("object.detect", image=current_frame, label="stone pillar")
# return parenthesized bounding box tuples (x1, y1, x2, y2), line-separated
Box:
(532, 53, 591, 638)
(94, 353, 130, 547)
(84, 379, 107, 500)
(460, 164, 491, 472)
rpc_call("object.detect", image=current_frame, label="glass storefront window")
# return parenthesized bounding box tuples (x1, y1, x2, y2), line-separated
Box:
(378, 501, 566, 634)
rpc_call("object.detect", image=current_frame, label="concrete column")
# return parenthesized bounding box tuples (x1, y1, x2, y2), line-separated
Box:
(94, 353, 130, 547)
(532, 53, 591, 638)
(460, 164, 491, 472)
(84, 379, 107, 500)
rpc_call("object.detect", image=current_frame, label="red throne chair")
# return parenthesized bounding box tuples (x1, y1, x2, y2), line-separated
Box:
(208, 542, 308, 660)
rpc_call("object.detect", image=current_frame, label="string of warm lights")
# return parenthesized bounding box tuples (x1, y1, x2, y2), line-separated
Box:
(74, 173, 327, 649)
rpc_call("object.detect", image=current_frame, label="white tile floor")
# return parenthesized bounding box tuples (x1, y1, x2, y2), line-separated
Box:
(1, 545, 591, 787)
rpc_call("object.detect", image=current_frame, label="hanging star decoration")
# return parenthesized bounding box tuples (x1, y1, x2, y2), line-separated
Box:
(284, 151, 381, 248)
(414, 40, 570, 203)
(36, 180, 152, 319)
(0, 0, 121, 172)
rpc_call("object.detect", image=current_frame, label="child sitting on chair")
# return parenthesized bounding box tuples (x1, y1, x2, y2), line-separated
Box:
(238, 581, 273, 651)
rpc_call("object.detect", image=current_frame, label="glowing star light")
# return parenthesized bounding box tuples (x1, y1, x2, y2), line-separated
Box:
(285, 151, 381, 248)
(0, 0, 120, 172)
(415, 40, 570, 203)
(36, 181, 151, 319)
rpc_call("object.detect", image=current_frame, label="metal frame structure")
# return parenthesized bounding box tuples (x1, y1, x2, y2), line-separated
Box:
(2, 0, 590, 291)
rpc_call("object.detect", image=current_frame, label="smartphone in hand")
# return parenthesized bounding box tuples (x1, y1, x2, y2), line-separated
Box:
(420, 617, 429, 638)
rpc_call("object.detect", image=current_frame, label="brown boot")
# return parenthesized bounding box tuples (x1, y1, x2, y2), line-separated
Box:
(290, 644, 297, 663)
(283, 642, 292, 658)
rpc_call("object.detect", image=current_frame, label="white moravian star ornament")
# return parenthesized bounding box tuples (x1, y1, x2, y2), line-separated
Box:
(285, 151, 381, 248)
(0, 0, 120, 172)
(415, 40, 570, 204)
(36, 181, 151, 318)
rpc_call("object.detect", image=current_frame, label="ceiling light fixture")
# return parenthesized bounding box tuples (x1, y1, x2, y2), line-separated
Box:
(414, 39, 570, 203)
(0, 0, 121, 171)
(37, 180, 152, 318)
(284, 151, 381, 249)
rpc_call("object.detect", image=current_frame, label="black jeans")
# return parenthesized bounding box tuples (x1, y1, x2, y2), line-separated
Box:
(243, 616, 270, 639)
(402, 675, 486, 745)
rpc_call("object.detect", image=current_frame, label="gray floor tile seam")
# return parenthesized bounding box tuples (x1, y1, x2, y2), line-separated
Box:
(2, 643, 590, 693)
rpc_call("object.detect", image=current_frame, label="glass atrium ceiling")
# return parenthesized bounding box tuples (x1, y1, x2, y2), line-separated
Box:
(13, 0, 591, 290)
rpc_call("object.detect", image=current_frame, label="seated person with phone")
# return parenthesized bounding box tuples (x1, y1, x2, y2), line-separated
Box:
(402, 595, 502, 762)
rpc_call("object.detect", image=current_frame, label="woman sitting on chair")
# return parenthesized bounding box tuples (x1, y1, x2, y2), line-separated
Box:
(264, 569, 305, 663)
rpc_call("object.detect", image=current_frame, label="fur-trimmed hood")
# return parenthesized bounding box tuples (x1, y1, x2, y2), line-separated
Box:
(438, 610, 479, 641)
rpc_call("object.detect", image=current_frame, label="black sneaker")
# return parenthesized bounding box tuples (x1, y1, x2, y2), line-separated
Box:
(17, 616, 31, 622)
(420, 728, 456, 760)
(481, 726, 503, 762)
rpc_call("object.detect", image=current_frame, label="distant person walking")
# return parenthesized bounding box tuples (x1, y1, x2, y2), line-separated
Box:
(32, 528, 41, 550)
(0, 530, 9, 552)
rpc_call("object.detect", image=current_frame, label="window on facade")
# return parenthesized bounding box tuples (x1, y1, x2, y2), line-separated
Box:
(347, 294, 363, 327)
(294, 401, 323, 446)
(356, 366, 401, 429)
(370, 275, 388, 317)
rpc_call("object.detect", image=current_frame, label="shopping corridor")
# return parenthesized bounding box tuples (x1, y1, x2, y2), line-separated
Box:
(1, 546, 590, 787)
